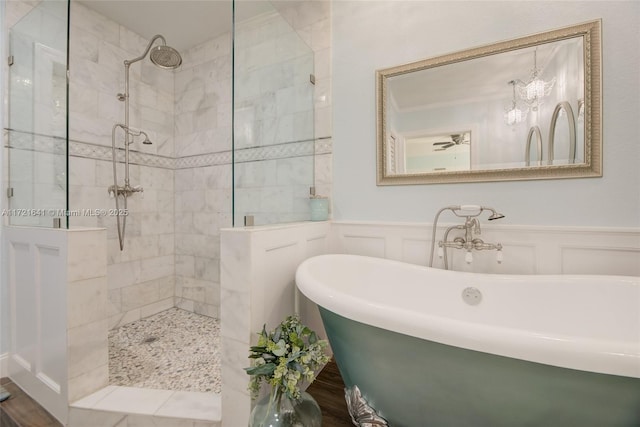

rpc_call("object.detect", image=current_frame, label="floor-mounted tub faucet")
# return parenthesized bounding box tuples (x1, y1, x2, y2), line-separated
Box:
(429, 205, 505, 270)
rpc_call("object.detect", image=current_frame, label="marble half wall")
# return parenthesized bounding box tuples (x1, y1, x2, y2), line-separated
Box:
(220, 221, 331, 426)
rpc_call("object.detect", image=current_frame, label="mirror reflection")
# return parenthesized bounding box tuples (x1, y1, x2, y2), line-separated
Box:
(390, 131, 471, 174)
(377, 20, 602, 185)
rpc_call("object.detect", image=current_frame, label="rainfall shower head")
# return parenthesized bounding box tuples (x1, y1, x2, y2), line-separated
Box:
(124, 34, 182, 70)
(150, 45, 182, 69)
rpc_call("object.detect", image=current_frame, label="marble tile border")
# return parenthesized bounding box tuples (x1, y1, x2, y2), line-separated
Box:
(4, 128, 332, 170)
(175, 137, 332, 169)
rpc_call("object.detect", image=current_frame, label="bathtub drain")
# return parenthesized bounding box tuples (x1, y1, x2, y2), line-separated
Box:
(462, 287, 482, 305)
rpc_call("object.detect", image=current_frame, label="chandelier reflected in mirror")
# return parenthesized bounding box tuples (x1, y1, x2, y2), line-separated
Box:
(515, 49, 556, 111)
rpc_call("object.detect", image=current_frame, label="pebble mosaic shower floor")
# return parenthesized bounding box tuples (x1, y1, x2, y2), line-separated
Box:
(108, 308, 221, 393)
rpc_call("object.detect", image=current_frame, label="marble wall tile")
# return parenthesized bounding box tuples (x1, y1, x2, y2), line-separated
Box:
(176, 255, 196, 277)
(158, 233, 175, 256)
(175, 212, 194, 234)
(107, 260, 142, 290)
(69, 81, 99, 116)
(314, 47, 331, 80)
(68, 319, 109, 379)
(109, 308, 142, 330)
(70, 3, 120, 46)
(220, 360, 250, 427)
(235, 160, 278, 188)
(68, 276, 108, 329)
(219, 288, 250, 344)
(315, 105, 332, 139)
(5, 0, 38, 29)
(119, 26, 148, 57)
(120, 280, 160, 312)
(69, 156, 97, 186)
(140, 297, 174, 319)
(314, 77, 331, 111)
(140, 212, 174, 236)
(175, 189, 206, 212)
(276, 157, 314, 186)
(313, 151, 332, 203)
(68, 229, 108, 281)
(108, 289, 122, 317)
(204, 189, 231, 213)
(67, 364, 110, 404)
(175, 298, 195, 313)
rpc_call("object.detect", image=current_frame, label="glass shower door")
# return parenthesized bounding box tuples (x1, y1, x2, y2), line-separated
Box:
(6, 0, 68, 228)
(232, 0, 315, 226)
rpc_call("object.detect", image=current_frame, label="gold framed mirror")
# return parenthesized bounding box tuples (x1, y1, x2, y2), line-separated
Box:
(376, 19, 601, 185)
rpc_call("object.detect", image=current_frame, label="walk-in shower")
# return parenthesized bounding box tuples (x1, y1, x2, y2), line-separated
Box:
(4, 0, 322, 423)
(108, 34, 182, 250)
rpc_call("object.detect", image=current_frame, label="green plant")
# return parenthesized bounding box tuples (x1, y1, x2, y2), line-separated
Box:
(245, 315, 330, 400)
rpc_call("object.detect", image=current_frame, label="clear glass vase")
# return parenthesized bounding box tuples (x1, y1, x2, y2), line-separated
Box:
(249, 387, 322, 427)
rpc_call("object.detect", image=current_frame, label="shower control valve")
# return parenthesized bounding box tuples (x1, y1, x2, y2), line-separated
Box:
(108, 184, 144, 198)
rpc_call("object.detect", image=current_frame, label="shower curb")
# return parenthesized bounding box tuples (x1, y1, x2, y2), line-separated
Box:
(69, 385, 221, 427)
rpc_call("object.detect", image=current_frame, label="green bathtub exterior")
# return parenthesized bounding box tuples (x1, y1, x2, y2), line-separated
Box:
(319, 307, 640, 427)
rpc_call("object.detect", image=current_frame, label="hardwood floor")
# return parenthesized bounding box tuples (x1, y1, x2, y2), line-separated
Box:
(308, 359, 354, 427)
(0, 378, 62, 427)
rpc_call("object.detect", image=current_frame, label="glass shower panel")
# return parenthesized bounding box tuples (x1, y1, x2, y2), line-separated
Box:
(6, 1, 68, 228)
(232, 1, 315, 226)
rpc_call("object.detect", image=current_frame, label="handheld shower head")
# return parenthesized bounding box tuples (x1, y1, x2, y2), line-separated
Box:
(487, 210, 505, 220)
(150, 45, 182, 69)
(139, 131, 152, 145)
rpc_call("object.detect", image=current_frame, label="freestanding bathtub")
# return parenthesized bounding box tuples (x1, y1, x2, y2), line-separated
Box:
(295, 254, 640, 427)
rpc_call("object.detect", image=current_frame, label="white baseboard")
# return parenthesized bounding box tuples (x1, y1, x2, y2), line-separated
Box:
(0, 352, 8, 378)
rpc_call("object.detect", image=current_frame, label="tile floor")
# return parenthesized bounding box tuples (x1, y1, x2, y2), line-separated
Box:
(109, 308, 221, 393)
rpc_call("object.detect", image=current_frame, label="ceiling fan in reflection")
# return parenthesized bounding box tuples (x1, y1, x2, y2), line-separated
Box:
(433, 134, 469, 151)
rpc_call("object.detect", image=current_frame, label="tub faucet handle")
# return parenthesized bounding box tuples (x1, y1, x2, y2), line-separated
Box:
(465, 251, 473, 264)
(437, 245, 444, 259)
(496, 250, 503, 264)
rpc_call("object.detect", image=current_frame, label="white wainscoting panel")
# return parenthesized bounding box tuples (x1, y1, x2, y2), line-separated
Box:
(3, 226, 108, 425)
(330, 221, 640, 276)
(562, 246, 640, 276)
(5, 226, 69, 425)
